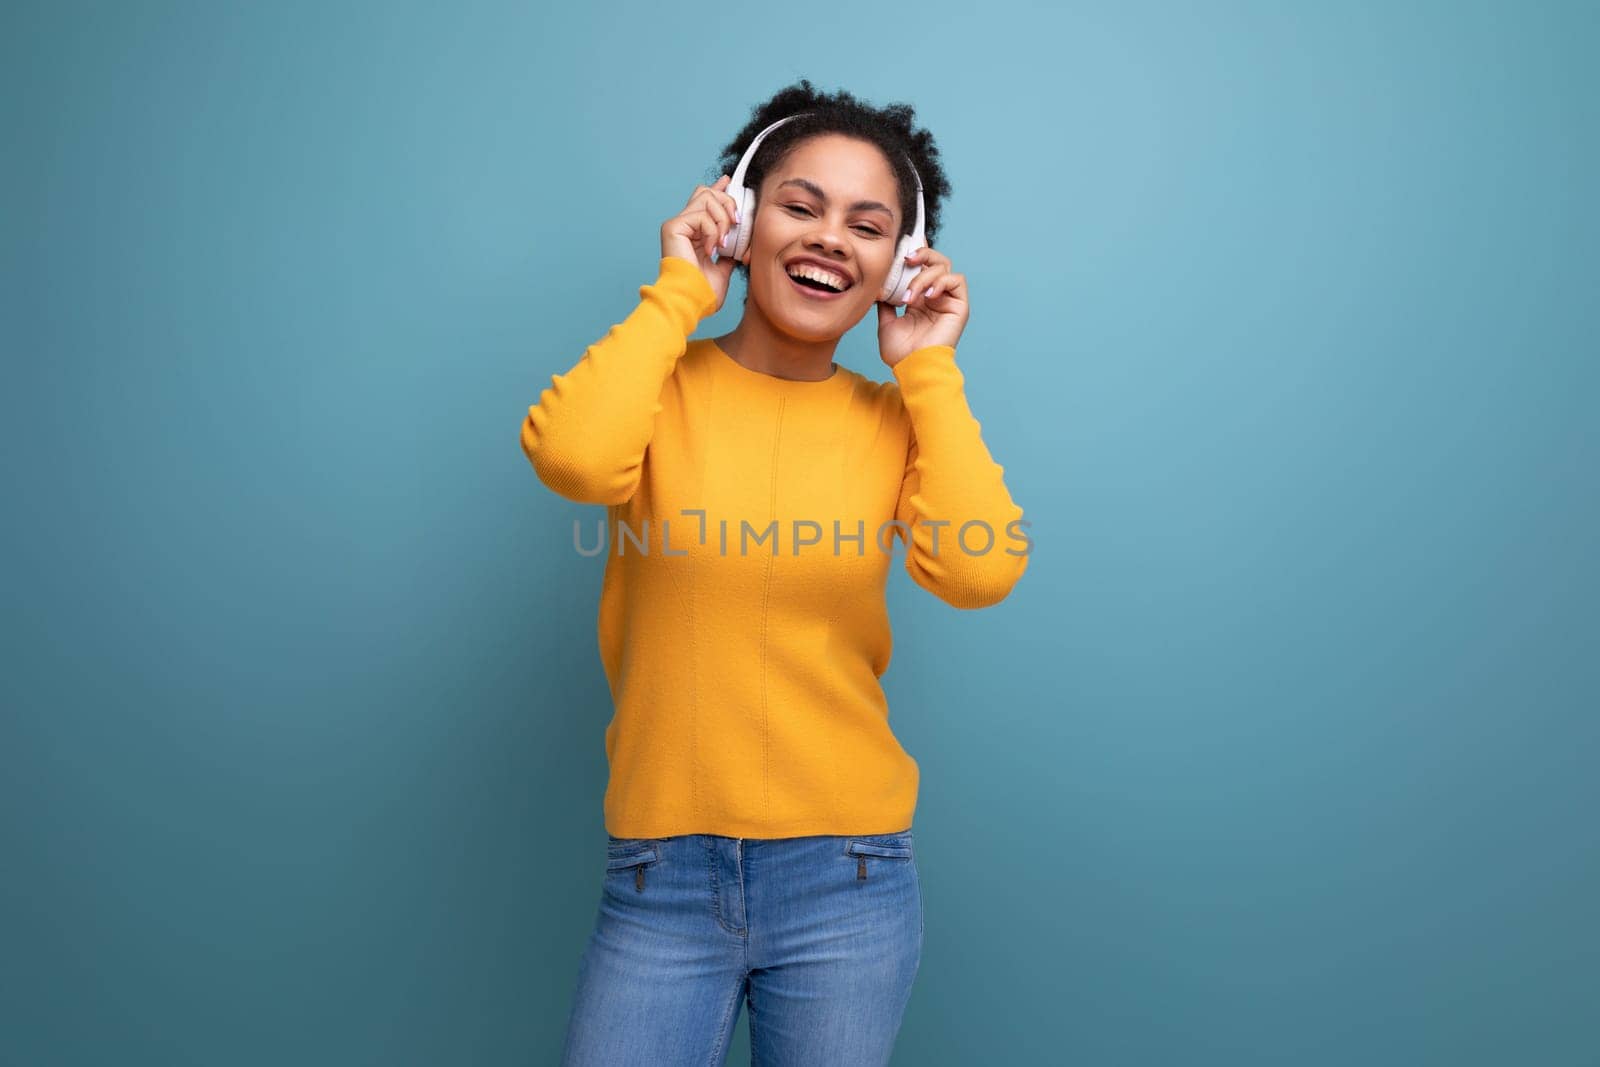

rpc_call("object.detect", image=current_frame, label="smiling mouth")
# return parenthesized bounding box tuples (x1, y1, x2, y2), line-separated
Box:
(785, 270, 852, 300)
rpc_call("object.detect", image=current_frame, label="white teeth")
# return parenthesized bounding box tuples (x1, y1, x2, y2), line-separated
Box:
(786, 263, 849, 291)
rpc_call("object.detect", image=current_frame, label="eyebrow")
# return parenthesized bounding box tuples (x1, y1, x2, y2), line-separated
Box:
(776, 177, 896, 220)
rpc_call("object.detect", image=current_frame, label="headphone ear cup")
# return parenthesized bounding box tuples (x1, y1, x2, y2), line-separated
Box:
(720, 187, 756, 263)
(881, 236, 926, 304)
(879, 243, 901, 303)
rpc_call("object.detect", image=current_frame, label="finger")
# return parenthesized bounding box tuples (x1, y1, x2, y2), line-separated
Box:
(712, 178, 742, 224)
(696, 191, 733, 233)
(694, 189, 742, 251)
(694, 214, 718, 259)
(688, 175, 730, 210)
(904, 265, 946, 307)
(925, 272, 965, 304)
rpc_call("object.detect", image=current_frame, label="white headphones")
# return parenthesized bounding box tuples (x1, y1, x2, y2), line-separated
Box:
(714, 112, 927, 305)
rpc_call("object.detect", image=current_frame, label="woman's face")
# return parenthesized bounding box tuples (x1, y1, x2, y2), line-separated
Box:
(747, 133, 906, 340)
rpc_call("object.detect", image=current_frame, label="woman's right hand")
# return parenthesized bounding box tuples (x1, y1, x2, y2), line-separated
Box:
(661, 174, 741, 311)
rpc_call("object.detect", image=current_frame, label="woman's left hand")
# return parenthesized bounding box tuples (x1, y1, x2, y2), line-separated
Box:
(876, 247, 969, 369)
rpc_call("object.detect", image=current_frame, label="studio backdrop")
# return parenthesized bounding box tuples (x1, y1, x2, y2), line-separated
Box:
(4, 1, 1595, 1064)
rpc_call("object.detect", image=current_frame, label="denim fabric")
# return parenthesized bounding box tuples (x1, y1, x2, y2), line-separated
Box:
(560, 830, 923, 1066)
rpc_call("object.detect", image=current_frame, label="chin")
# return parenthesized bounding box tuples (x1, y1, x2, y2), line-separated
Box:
(770, 284, 873, 335)
(770, 317, 839, 345)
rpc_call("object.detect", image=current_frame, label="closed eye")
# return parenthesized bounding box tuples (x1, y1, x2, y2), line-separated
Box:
(784, 204, 885, 237)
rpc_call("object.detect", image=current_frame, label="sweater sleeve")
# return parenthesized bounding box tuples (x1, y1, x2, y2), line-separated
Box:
(891, 344, 1030, 609)
(520, 256, 718, 505)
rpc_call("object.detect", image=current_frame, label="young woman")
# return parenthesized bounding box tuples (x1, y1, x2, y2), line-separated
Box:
(522, 79, 1030, 1066)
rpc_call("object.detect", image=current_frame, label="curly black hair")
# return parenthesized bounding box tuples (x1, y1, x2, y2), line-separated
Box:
(710, 78, 953, 290)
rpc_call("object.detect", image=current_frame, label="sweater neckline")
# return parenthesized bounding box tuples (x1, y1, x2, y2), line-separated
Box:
(706, 338, 855, 399)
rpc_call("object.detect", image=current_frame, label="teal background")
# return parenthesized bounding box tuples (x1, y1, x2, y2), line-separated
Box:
(4, 1, 1595, 1064)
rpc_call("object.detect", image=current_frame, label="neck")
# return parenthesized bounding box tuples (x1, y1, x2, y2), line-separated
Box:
(715, 299, 841, 382)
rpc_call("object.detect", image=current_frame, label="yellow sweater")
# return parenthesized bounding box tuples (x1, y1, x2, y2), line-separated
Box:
(521, 255, 1029, 839)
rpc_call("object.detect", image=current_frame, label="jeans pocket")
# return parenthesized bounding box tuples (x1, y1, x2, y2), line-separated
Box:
(605, 840, 661, 893)
(844, 832, 913, 880)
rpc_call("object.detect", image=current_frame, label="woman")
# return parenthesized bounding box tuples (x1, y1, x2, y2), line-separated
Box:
(522, 80, 1030, 1065)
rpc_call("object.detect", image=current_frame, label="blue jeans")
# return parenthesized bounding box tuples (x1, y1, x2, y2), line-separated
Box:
(560, 830, 923, 1066)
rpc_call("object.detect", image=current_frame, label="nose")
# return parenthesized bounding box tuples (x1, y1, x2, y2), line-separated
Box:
(804, 223, 850, 258)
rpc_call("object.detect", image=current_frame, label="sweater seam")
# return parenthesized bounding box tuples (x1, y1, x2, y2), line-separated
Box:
(760, 397, 786, 827)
